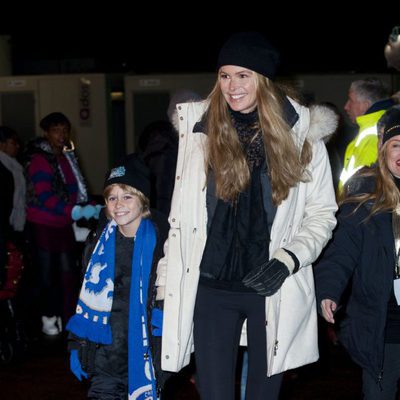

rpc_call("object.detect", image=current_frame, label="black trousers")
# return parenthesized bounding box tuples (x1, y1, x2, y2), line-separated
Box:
(34, 248, 77, 318)
(88, 373, 127, 400)
(193, 284, 283, 400)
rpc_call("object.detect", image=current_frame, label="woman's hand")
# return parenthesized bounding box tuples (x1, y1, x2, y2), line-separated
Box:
(321, 299, 337, 323)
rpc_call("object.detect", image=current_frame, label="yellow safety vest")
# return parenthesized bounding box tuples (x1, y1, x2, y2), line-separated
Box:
(338, 110, 386, 193)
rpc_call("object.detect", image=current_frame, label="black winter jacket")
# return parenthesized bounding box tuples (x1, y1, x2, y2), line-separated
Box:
(314, 191, 395, 381)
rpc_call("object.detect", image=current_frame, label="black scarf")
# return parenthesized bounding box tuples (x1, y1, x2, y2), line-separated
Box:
(199, 109, 272, 291)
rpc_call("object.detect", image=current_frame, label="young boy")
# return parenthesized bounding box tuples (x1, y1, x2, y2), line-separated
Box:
(66, 154, 169, 399)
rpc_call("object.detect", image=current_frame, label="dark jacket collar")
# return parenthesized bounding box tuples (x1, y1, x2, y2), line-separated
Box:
(347, 170, 400, 197)
(345, 169, 376, 197)
(366, 98, 395, 115)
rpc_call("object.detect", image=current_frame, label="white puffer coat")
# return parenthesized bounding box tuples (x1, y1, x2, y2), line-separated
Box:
(156, 99, 338, 376)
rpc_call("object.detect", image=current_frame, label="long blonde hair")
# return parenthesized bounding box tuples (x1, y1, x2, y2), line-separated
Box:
(341, 141, 400, 216)
(205, 73, 311, 205)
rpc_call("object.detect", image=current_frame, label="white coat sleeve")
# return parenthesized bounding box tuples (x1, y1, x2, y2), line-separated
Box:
(283, 140, 338, 267)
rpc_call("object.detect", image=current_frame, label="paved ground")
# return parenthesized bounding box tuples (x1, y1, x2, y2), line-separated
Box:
(0, 328, 365, 400)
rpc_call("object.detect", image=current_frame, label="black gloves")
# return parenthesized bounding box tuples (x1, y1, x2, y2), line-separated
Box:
(242, 248, 299, 296)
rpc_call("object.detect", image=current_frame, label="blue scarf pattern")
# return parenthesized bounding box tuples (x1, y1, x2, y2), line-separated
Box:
(66, 218, 158, 399)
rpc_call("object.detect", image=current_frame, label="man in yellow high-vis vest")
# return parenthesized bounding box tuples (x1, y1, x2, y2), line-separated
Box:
(338, 78, 394, 193)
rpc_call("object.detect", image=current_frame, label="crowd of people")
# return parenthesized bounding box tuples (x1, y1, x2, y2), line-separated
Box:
(1, 29, 400, 400)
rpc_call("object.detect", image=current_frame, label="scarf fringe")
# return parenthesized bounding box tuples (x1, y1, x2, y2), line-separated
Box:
(66, 313, 112, 345)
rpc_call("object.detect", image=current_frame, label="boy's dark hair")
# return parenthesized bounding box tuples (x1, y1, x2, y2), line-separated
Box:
(39, 112, 71, 132)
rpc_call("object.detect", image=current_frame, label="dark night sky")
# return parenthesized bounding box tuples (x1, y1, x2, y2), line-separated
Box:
(4, 11, 399, 75)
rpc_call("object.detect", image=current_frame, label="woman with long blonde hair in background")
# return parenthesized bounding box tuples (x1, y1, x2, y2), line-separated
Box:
(315, 105, 400, 400)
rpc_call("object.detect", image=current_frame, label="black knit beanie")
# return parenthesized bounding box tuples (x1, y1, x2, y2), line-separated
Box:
(381, 107, 400, 145)
(104, 153, 151, 198)
(216, 32, 280, 80)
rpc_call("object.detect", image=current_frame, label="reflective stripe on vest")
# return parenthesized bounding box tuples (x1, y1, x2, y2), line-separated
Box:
(339, 124, 378, 189)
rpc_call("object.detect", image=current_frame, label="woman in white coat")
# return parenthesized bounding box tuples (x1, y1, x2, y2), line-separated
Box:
(156, 32, 338, 400)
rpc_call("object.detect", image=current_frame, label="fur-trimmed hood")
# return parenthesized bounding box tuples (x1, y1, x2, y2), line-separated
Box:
(307, 104, 339, 143)
(172, 99, 339, 145)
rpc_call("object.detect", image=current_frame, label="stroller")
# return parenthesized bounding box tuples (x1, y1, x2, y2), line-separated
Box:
(0, 241, 25, 364)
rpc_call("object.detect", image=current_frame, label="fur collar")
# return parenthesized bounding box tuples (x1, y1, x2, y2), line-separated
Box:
(175, 100, 339, 144)
(307, 104, 339, 143)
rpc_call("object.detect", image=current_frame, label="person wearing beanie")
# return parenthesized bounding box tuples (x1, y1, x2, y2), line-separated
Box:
(315, 105, 400, 399)
(66, 153, 170, 399)
(156, 32, 338, 399)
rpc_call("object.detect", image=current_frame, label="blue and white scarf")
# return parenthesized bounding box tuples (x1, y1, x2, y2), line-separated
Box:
(66, 218, 158, 399)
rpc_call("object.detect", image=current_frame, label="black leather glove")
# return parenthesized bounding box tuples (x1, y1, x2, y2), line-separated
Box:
(242, 248, 299, 297)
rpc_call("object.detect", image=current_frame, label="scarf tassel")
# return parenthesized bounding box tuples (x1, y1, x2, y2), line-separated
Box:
(66, 313, 112, 345)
